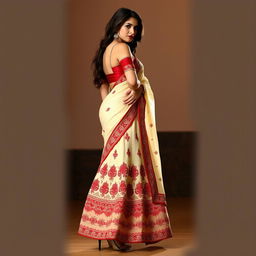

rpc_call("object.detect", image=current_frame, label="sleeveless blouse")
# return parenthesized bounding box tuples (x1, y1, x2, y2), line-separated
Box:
(105, 56, 141, 90)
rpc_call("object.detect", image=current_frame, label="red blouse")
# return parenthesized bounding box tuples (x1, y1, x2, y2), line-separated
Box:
(105, 56, 136, 84)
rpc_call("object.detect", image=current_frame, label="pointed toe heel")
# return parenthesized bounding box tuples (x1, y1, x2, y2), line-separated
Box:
(107, 239, 113, 248)
(112, 240, 132, 251)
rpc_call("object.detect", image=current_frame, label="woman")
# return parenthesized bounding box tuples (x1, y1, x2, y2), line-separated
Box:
(77, 7, 173, 251)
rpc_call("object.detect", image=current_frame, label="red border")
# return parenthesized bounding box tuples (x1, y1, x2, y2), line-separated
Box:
(98, 101, 138, 169)
(137, 96, 166, 205)
(77, 231, 172, 244)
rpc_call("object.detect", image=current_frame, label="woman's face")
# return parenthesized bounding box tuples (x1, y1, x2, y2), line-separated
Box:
(117, 17, 138, 43)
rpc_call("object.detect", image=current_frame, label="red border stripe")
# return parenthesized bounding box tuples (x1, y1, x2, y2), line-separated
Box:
(98, 101, 139, 169)
(137, 96, 166, 205)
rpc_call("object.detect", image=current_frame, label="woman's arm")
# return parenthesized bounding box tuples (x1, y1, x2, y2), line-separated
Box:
(99, 82, 109, 101)
(117, 43, 141, 90)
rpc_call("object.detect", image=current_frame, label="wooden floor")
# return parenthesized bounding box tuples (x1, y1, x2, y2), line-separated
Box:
(65, 197, 196, 255)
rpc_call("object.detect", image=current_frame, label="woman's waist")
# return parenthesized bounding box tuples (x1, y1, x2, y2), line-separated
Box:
(99, 83, 132, 124)
(100, 80, 130, 109)
(108, 77, 129, 92)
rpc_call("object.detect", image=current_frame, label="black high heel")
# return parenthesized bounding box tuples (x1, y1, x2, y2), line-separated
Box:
(107, 239, 131, 251)
(98, 240, 102, 250)
(107, 240, 113, 248)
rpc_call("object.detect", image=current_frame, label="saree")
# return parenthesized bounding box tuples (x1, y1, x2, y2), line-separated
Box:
(77, 57, 173, 243)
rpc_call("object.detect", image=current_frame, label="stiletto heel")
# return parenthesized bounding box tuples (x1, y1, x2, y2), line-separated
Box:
(98, 240, 102, 250)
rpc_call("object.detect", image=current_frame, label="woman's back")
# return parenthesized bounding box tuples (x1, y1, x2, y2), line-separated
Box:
(103, 41, 120, 75)
(103, 41, 137, 89)
(103, 42, 134, 74)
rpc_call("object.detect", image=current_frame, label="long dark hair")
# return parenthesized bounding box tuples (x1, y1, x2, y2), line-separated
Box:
(91, 7, 143, 88)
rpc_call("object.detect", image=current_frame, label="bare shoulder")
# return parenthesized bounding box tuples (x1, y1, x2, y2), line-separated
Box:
(115, 42, 133, 60)
(116, 42, 131, 51)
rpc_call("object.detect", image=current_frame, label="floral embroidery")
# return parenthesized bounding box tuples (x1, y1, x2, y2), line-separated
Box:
(81, 214, 169, 228)
(124, 132, 130, 141)
(118, 163, 129, 178)
(135, 182, 143, 196)
(78, 57, 172, 244)
(154, 151, 158, 155)
(150, 123, 153, 127)
(128, 165, 139, 180)
(91, 179, 99, 192)
(108, 165, 117, 180)
(99, 164, 108, 177)
(113, 149, 118, 159)
(83, 195, 168, 218)
(119, 180, 127, 194)
(79, 193, 173, 242)
(78, 225, 172, 242)
(110, 183, 118, 197)
(99, 101, 138, 166)
(100, 182, 109, 195)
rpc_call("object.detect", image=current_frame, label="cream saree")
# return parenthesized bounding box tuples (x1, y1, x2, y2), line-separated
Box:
(78, 57, 173, 243)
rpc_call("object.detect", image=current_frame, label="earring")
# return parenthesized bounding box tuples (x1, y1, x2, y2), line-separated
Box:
(113, 33, 119, 39)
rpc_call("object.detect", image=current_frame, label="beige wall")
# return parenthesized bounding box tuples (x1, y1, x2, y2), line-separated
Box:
(68, 0, 195, 149)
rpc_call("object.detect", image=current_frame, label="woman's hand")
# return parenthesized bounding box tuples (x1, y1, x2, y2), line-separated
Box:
(123, 85, 144, 105)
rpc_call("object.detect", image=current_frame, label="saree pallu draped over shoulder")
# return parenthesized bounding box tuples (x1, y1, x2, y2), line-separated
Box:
(78, 58, 173, 243)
